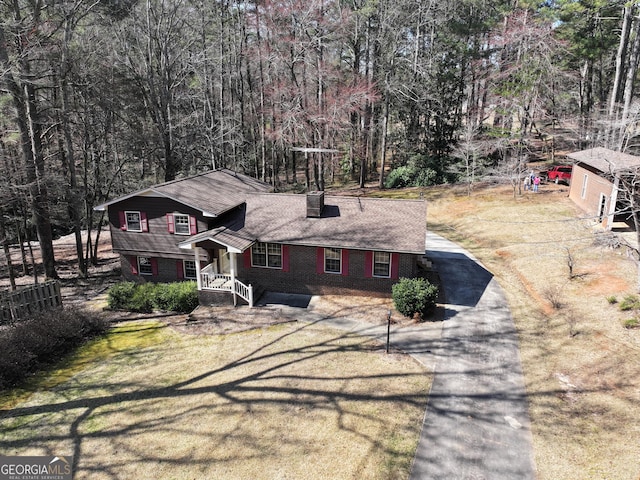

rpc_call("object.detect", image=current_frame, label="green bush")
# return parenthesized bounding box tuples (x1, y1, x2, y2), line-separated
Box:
(385, 166, 414, 189)
(0, 307, 109, 389)
(414, 168, 438, 187)
(624, 318, 639, 329)
(129, 282, 156, 313)
(619, 294, 640, 311)
(392, 277, 439, 321)
(384, 153, 456, 189)
(107, 281, 198, 314)
(107, 282, 137, 310)
(156, 281, 198, 313)
(606, 295, 618, 305)
(152, 283, 173, 311)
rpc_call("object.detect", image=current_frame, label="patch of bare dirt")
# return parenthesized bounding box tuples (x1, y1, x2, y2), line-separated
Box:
(163, 292, 444, 337)
(582, 261, 633, 295)
(171, 305, 296, 335)
(308, 294, 438, 326)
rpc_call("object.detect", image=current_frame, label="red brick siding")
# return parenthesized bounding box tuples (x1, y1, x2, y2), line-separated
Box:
(238, 245, 418, 297)
(120, 255, 196, 284)
(198, 290, 237, 306)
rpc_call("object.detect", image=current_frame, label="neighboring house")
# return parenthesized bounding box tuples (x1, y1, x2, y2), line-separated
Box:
(568, 147, 640, 230)
(96, 169, 427, 306)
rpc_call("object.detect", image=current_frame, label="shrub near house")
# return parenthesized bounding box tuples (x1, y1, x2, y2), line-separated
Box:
(107, 281, 198, 313)
(392, 277, 438, 320)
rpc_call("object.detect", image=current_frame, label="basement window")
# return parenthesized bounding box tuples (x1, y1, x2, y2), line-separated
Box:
(184, 260, 197, 279)
(138, 256, 153, 275)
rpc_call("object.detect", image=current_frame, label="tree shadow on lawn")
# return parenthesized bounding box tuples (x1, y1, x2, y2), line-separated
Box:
(0, 319, 431, 478)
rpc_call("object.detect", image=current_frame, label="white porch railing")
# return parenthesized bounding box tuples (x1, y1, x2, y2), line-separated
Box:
(201, 273, 233, 291)
(200, 272, 254, 307)
(234, 279, 254, 307)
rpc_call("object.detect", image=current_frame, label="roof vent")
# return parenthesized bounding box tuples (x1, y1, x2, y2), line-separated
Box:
(306, 191, 324, 218)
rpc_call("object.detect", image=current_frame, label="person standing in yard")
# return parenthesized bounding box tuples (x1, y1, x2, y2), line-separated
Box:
(533, 175, 540, 192)
(524, 175, 531, 191)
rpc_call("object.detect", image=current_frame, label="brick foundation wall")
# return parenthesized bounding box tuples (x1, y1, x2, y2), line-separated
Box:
(198, 290, 238, 306)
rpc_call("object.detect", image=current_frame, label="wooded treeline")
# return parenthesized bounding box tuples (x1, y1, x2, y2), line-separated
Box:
(1, 0, 640, 281)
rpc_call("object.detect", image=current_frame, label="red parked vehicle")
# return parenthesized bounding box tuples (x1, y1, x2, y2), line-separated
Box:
(542, 165, 573, 184)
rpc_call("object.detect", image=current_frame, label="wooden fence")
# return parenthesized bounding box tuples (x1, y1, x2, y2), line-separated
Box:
(0, 281, 63, 324)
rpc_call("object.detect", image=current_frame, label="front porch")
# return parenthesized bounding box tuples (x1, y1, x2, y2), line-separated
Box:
(179, 228, 258, 307)
(199, 264, 255, 307)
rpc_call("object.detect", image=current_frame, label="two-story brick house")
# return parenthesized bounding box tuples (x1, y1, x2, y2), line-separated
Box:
(96, 169, 427, 306)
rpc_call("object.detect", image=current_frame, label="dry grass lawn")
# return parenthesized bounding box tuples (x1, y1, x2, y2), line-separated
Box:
(420, 183, 640, 480)
(0, 318, 429, 479)
(4, 181, 640, 479)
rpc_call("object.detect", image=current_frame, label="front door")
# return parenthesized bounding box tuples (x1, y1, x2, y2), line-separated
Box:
(598, 193, 607, 223)
(218, 248, 231, 274)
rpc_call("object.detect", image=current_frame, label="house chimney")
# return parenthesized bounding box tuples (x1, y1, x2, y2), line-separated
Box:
(307, 191, 324, 218)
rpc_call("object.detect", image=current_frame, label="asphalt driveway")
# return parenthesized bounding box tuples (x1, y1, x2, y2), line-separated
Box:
(263, 232, 536, 479)
(409, 232, 536, 479)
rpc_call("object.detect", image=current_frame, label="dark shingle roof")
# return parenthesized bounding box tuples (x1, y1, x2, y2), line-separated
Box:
(95, 169, 271, 216)
(568, 147, 640, 173)
(186, 194, 427, 254)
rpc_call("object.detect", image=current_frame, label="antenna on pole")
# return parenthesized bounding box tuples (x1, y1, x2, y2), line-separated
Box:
(291, 147, 340, 191)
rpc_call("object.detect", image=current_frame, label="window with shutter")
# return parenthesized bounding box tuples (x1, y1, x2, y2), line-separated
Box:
(324, 248, 341, 274)
(138, 256, 153, 275)
(125, 211, 142, 232)
(250, 242, 282, 268)
(174, 214, 190, 235)
(373, 251, 391, 278)
(184, 260, 197, 279)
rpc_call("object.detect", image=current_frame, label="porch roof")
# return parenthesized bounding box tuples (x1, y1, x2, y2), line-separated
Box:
(178, 225, 255, 253)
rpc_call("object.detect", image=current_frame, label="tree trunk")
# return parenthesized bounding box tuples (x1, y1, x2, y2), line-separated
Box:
(619, 13, 640, 151)
(0, 215, 16, 290)
(378, 88, 389, 189)
(0, 26, 57, 279)
(609, 4, 632, 117)
(60, 18, 86, 276)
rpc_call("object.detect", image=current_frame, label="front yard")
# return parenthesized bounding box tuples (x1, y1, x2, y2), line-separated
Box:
(0, 317, 430, 479)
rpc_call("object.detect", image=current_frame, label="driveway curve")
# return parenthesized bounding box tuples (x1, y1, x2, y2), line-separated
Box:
(409, 232, 536, 479)
(263, 232, 536, 479)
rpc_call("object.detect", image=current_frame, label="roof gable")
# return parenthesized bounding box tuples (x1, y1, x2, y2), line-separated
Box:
(95, 169, 271, 216)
